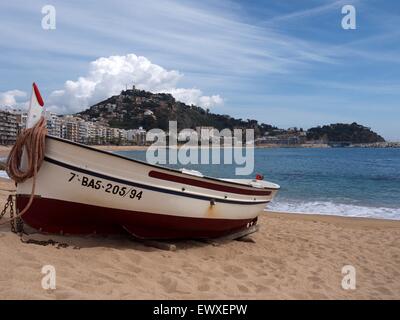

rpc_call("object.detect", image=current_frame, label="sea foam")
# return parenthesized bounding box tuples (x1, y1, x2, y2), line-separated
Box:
(0, 171, 9, 179)
(267, 200, 400, 220)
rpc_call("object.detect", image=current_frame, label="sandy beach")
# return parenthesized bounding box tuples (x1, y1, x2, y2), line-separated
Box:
(0, 146, 11, 158)
(0, 177, 399, 299)
(93, 145, 148, 152)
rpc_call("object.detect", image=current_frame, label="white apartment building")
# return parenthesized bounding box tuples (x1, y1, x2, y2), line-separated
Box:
(45, 111, 62, 137)
(0, 107, 144, 146)
(0, 110, 18, 145)
(127, 127, 147, 145)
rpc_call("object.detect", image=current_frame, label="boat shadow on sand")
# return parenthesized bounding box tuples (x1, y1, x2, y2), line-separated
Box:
(0, 223, 257, 252)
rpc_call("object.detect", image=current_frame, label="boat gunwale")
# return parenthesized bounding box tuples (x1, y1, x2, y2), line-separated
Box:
(43, 156, 271, 205)
(46, 135, 280, 191)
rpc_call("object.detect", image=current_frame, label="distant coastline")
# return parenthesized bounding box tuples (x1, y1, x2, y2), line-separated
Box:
(256, 142, 400, 149)
(69, 142, 400, 150)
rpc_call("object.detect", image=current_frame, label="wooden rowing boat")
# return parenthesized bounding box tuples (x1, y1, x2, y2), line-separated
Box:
(15, 83, 280, 239)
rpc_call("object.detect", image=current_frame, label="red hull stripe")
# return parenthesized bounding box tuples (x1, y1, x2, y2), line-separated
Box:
(33, 82, 44, 106)
(149, 170, 272, 196)
(44, 156, 270, 204)
(17, 196, 257, 239)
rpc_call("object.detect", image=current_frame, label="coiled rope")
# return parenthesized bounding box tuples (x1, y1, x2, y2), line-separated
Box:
(0, 117, 47, 225)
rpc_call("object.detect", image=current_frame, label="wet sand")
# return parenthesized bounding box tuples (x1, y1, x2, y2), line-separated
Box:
(0, 177, 399, 299)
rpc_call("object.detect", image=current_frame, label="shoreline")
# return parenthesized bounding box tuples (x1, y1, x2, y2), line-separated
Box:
(264, 210, 400, 228)
(1, 142, 400, 158)
(0, 177, 399, 299)
(92, 145, 148, 151)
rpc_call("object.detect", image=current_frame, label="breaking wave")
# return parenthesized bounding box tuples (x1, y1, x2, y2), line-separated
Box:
(0, 170, 9, 179)
(267, 200, 400, 220)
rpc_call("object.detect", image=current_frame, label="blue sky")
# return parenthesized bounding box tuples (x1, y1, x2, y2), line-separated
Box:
(0, 0, 399, 140)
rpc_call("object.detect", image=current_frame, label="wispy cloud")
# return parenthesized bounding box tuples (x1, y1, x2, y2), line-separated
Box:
(0, 0, 338, 78)
(0, 0, 399, 139)
(263, 0, 352, 24)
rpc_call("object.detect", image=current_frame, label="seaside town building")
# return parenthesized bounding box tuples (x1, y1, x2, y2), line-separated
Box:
(0, 109, 149, 146)
(0, 108, 315, 147)
(256, 130, 307, 145)
(45, 111, 62, 137)
(126, 127, 147, 145)
(0, 110, 18, 145)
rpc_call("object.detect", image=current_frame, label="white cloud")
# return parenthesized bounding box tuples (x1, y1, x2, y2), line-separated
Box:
(47, 53, 223, 113)
(167, 88, 223, 109)
(0, 89, 26, 107)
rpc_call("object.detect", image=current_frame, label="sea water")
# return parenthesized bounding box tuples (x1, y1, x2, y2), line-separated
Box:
(2, 148, 398, 219)
(116, 148, 400, 220)
(0, 170, 8, 179)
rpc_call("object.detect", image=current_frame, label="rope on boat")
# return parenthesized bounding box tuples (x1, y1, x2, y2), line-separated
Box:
(0, 117, 47, 225)
(0, 117, 78, 249)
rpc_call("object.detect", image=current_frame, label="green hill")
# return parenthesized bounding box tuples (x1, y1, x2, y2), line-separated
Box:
(307, 123, 385, 143)
(77, 86, 385, 143)
(78, 86, 276, 137)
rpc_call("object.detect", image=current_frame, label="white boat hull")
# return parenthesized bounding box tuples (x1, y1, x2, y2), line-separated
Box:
(16, 136, 279, 239)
